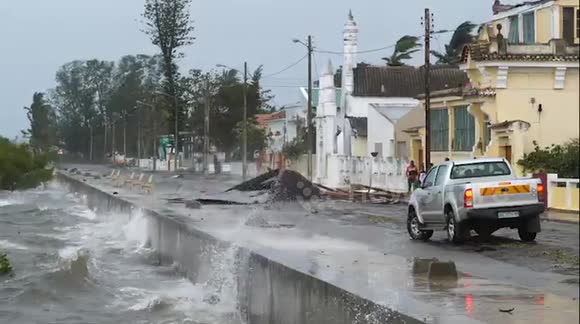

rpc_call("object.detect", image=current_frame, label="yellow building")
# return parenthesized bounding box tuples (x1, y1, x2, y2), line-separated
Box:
(399, 0, 579, 174)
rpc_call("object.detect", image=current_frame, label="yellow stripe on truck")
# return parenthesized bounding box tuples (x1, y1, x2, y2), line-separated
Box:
(480, 185, 531, 196)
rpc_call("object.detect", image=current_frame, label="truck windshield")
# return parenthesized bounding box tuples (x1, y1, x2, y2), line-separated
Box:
(450, 161, 511, 179)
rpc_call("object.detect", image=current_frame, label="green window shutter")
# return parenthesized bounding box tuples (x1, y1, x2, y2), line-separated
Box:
(508, 16, 519, 44)
(430, 109, 449, 151)
(453, 106, 475, 151)
(523, 12, 535, 44)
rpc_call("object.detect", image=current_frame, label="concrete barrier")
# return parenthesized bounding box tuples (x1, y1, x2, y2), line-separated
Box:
(56, 172, 424, 324)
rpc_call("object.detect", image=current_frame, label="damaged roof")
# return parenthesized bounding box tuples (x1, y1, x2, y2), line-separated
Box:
(352, 65, 469, 98)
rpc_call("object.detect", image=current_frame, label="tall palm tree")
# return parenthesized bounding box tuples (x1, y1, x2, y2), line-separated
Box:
(431, 21, 477, 66)
(382, 35, 421, 67)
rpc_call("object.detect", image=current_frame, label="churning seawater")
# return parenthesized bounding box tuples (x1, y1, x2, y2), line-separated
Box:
(0, 183, 240, 324)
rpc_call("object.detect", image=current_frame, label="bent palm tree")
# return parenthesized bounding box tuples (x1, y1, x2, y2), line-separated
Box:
(382, 36, 421, 67)
(431, 21, 476, 66)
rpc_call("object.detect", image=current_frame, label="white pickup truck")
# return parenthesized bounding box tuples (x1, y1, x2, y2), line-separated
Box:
(407, 158, 545, 243)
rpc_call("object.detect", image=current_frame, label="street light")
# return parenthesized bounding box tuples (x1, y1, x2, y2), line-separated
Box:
(136, 100, 158, 172)
(216, 62, 249, 181)
(293, 36, 313, 180)
(155, 91, 180, 172)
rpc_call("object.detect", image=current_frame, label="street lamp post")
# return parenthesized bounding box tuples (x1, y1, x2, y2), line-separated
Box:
(155, 91, 180, 172)
(136, 100, 157, 172)
(293, 36, 314, 180)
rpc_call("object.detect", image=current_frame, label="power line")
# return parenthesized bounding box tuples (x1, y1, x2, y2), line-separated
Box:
(313, 23, 480, 56)
(262, 84, 306, 88)
(314, 43, 397, 55)
(262, 54, 308, 79)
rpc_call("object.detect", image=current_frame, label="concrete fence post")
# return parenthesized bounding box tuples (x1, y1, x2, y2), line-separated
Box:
(546, 173, 558, 209)
(566, 180, 573, 210)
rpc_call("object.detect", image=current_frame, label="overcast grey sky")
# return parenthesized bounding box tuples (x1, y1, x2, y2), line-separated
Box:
(0, 0, 492, 139)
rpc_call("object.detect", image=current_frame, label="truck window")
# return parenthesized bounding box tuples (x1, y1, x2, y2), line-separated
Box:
(450, 161, 511, 179)
(423, 167, 438, 188)
(435, 165, 449, 185)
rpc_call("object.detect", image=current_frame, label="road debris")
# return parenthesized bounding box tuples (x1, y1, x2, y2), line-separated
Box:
(499, 308, 515, 314)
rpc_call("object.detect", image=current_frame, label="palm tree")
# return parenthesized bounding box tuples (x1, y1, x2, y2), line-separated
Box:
(382, 36, 421, 67)
(431, 21, 477, 66)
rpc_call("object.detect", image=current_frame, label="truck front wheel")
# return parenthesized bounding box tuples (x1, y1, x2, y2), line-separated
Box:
(518, 215, 540, 242)
(407, 209, 433, 241)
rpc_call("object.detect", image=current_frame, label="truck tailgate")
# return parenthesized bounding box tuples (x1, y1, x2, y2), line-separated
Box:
(472, 179, 540, 209)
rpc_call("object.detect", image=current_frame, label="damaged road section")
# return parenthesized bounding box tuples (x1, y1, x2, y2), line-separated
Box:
(226, 169, 321, 201)
(167, 169, 321, 208)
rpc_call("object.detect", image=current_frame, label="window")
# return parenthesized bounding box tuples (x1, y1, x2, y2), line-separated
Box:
(423, 167, 438, 188)
(577, 9, 580, 39)
(563, 7, 575, 45)
(508, 16, 519, 43)
(453, 106, 475, 152)
(430, 109, 449, 151)
(374, 142, 383, 157)
(450, 161, 511, 179)
(523, 12, 535, 44)
(485, 123, 492, 147)
(397, 141, 408, 159)
(435, 165, 449, 186)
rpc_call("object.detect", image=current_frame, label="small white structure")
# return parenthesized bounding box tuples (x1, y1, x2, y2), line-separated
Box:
(313, 11, 415, 191)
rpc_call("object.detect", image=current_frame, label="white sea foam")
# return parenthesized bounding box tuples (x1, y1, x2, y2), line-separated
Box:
(0, 239, 29, 251)
(0, 199, 19, 207)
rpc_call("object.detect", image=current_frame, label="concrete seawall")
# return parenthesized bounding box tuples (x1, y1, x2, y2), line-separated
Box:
(57, 172, 424, 324)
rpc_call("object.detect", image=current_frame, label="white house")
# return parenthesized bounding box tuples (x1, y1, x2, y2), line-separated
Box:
(311, 11, 468, 191)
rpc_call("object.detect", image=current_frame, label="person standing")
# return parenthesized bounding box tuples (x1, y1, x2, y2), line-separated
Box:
(419, 163, 427, 187)
(406, 160, 419, 193)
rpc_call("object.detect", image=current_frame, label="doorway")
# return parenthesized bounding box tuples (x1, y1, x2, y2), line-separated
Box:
(500, 145, 512, 164)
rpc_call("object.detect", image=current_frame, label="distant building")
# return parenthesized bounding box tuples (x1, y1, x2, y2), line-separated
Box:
(397, 0, 579, 173)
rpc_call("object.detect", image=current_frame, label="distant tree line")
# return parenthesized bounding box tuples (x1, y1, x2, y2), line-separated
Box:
(22, 0, 273, 162)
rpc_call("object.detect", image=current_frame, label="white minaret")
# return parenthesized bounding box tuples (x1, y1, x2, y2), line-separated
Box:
(316, 60, 338, 182)
(338, 10, 358, 157)
(342, 9, 358, 95)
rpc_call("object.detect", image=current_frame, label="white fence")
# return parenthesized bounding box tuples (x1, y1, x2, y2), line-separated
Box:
(324, 155, 408, 193)
(547, 173, 580, 211)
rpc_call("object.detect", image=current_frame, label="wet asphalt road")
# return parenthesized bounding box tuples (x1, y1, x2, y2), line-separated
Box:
(320, 202, 579, 279)
(61, 164, 580, 323)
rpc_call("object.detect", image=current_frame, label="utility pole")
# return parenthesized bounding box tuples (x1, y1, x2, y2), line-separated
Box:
(173, 95, 179, 172)
(203, 78, 210, 174)
(89, 125, 93, 161)
(242, 61, 248, 181)
(103, 117, 108, 161)
(123, 112, 127, 156)
(307, 35, 313, 180)
(137, 105, 142, 161)
(111, 116, 116, 158)
(424, 8, 432, 169)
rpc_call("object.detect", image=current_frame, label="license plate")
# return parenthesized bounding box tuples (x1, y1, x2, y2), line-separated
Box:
(498, 211, 520, 219)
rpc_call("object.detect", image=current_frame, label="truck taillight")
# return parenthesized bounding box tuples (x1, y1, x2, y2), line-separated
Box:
(464, 188, 473, 208)
(537, 184, 544, 201)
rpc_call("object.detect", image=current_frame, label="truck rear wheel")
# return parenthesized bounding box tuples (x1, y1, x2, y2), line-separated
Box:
(446, 210, 467, 244)
(518, 228, 537, 242)
(474, 224, 494, 242)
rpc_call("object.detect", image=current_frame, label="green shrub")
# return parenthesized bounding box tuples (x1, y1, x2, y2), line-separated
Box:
(518, 138, 579, 178)
(282, 138, 307, 161)
(0, 253, 12, 275)
(0, 137, 54, 191)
